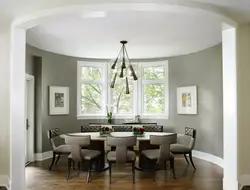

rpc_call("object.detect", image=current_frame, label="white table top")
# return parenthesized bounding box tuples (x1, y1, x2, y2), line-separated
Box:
(60, 132, 175, 141)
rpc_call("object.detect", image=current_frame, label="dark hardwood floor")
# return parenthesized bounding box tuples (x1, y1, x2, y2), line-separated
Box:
(26, 156, 223, 190)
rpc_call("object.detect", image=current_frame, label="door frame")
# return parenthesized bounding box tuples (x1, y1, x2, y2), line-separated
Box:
(25, 74, 35, 163)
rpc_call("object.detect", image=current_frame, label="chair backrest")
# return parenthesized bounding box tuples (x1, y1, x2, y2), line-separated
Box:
(81, 125, 100, 132)
(107, 136, 137, 164)
(143, 125, 163, 132)
(150, 134, 177, 163)
(185, 127, 196, 138)
(184, 127, 196, 149)
(48, 128, 60, 150)
(65, 135, 91, 162)
(112, 125, 132, 132)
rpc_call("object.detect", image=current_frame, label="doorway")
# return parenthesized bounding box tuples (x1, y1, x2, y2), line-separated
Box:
(25, 74, 35, 165)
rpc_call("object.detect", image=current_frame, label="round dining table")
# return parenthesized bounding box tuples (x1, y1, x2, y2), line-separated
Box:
(60, 132, 176, 171)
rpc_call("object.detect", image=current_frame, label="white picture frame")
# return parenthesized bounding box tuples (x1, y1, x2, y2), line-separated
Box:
(177, 86, 197, 115)
(49, 86, 69, 115)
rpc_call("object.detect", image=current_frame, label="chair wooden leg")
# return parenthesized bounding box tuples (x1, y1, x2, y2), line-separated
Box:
(109, 162, 112, 184)
(189, 152, 196, 170)
(55, 154, 61, 164)
(152, 162, 156, 182)
(170, 158, 176, 179)
(86, 160, 92, 183)
(184, 154, 189, 164)
(73, 161, 75, 170)
(164, 162, 167, 171)
(132, 162, 135, 184)
(66, 159, 72, 180)
(77, 162, 81, 177)
(49, 152, 56, 171)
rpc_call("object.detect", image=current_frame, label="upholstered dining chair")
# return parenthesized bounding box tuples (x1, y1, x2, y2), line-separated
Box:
(65, 135, 101, 183)
(170, 127, 197, 170)
(112, 125, 132, 132)
(48, 128, 71, 171)
(81, 125, 101, 132)
(143, 125, 163, 132)
(111, 126, 133, 151)
(107, 136, 137, 184)
(142, 134, 177, 181)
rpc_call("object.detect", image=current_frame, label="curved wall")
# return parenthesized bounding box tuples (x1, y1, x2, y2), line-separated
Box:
(26, 44, 223, 158)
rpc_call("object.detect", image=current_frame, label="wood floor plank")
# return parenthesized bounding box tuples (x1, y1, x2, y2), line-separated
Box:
(26, 156, 223, 190)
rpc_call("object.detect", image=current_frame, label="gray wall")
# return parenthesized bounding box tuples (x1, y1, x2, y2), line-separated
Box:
(26, 44, 223, 158)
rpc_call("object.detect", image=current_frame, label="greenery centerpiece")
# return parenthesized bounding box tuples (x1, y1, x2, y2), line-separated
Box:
(100, 126, 112, 136)
(133, 127, 145, 136)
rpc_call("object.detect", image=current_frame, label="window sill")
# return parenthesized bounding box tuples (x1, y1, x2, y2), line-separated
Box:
(77, 114, 168, 120)
(139, 114, 169, 119)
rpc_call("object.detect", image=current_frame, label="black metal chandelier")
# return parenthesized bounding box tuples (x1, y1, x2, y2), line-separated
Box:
(110, 41, 138, 94)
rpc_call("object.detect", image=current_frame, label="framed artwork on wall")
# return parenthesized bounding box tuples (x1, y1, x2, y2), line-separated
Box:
(177, 85, 197, 115)
(49, 86, 69, 115)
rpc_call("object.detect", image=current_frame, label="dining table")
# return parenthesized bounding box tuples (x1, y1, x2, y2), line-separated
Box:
(60, 132, 176, 171)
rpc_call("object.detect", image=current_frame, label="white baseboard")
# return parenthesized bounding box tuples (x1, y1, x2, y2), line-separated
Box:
(0, 175, 10, 189)
(36, 150, 224, 169)
(192, 150, 224, 168)
(35, 151, 53, 161)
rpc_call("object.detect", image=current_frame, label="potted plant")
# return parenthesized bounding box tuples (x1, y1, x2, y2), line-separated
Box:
(133, 127, 145, 136)
(100, 126, 112, 136)
(106, 105, 113, 124)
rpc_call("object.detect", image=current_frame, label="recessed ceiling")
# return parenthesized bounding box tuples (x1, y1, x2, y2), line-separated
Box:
(26, 10, 222, 59)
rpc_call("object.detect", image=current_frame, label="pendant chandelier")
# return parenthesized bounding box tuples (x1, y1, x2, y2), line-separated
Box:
(110, 41, 138, 94)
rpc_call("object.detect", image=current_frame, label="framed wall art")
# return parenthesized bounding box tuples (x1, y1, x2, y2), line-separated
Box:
(177, 86, 197, 115)
(49, 86, 69, 115)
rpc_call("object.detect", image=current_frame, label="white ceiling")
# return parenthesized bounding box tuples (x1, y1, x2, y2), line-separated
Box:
(26, 10, 222, 59)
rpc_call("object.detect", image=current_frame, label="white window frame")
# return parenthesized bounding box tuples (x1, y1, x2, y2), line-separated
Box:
(138, 61, 169, 119)
(77, 61, 108, 119)
(108, 63, 138, 119)
(77, 60, 169, 120)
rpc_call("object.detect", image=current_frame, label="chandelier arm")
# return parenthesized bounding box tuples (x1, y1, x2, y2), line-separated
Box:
(124, 46, 138, 81)
(111, 47, 123, 69)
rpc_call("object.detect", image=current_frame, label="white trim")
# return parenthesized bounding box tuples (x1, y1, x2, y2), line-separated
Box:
(25, 74, 35, 163)
(192, 150, 224, 168)
(35, 151, 53, 161)
(223, 178, 239, 190)
(0, 175, 10, 189)
(35, 149, 224, 169)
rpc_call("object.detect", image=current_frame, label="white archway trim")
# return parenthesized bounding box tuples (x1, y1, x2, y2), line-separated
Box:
(222, 28, 238, 190)
(10, 26, 26, 190)
(12, 2, 237, 29)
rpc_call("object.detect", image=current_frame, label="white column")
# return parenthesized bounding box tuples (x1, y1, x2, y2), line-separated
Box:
(222, 28, 238, 190)
(236, 24, 250, 180)
(10, 26, 26, 190)
(0, 22, 11, 186)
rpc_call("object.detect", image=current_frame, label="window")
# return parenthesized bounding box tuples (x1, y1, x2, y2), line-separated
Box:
(139, 62, 169, 118)
(109, 65, 137, 116)
(77, 62, 107, 118)
(77, 61, 168, 119)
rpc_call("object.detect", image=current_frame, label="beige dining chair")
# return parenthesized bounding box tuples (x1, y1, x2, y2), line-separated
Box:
(170, 127, 197, 170)
(48, 128, 71, 171)
(65, 135, 101, 183)
(142, 134, 177, 181)
(107, 136, 137, 184)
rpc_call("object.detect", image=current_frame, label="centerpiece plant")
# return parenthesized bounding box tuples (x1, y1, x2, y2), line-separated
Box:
(133, 127, 145, 136)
